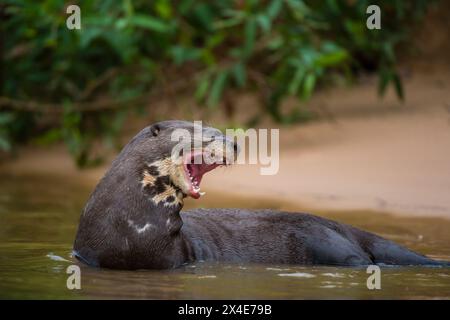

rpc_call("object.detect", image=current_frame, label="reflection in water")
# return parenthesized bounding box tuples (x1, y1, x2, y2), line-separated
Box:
(0, 173, 449, 299)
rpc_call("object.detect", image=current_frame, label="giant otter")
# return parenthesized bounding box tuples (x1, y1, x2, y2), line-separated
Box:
(73, 120, 449, 269)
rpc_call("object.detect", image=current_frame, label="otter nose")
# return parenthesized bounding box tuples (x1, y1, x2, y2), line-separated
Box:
(202, 127, 240, 160)
(224, 136, 240, 161)
(207, 134, 240, 161)
(232, 140, 239, 155)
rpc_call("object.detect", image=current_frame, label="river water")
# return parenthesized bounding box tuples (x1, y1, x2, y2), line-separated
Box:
(0, 173, 449, 299)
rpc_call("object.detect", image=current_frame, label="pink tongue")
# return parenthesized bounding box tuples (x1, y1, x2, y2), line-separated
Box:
(189, 163, 220, 185)
(189, 164, 203, 184)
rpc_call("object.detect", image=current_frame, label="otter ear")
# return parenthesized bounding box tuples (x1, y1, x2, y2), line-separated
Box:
(149, 124, 160, 137)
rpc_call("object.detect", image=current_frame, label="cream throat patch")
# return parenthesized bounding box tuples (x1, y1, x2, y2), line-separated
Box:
(141, 158, 184, 207)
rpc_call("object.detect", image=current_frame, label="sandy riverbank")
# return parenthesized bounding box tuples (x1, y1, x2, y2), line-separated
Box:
(1, 70, 450, 218)
(203, 71, 450, 218)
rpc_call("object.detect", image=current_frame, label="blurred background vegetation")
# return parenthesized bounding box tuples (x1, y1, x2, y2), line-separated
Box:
(0, 0, 435, 166)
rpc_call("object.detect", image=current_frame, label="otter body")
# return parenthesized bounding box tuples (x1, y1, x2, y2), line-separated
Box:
(73, 121, 448, 269)
(181, 209, 440, 266)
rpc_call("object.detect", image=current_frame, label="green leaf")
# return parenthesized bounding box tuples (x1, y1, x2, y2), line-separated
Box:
(155, 0, 172, 19)
(170, 46, 201, 65)
(195, 74, 211, 102)
(288, 67, 305, 95)
(232, 63, 246, 88)
(314, 50, 348, 67)
(191, 3, 215, 32)
(267, 36, 283, 50)
(382, 42, 396, 63)
(213, 17, 244, 29)
(267, 0, 283, 19)
(257, 14, 271, 33)
(0, 112, 14, 125)
(207, 71, 228, 108)
(123, 0, 134, 17)
(127, 14, 171, 33)
(79, 27, 104, 49)
(326, 0, 340, 14)
(206, 33, 225, 49)
(83, 16, 115, 27)
(243, 18, 257, 58)
(0, 136, 11, 152)
(34, 128, 62, 146)
(392, 73, 404, 100)
(302, 73, 316, 100)
(378, 69, 391, 96)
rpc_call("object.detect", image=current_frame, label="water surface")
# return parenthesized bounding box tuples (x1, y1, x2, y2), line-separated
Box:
(0, 173, 449, 299)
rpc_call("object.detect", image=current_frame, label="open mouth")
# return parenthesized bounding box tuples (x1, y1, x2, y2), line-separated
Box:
(182, 151, 227, 199)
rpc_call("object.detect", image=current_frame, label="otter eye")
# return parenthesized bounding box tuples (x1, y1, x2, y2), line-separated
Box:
(150, 124, 160, 137)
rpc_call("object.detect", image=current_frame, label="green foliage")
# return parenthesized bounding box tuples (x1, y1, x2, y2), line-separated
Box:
(0, 113, 14, 151)
(0, 0, 432, 165)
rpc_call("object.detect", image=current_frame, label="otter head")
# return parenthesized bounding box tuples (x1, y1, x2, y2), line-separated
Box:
(123, 120, 238, 206)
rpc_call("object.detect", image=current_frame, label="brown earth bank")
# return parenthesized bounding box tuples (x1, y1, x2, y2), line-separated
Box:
(1, 68, 450, 219)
